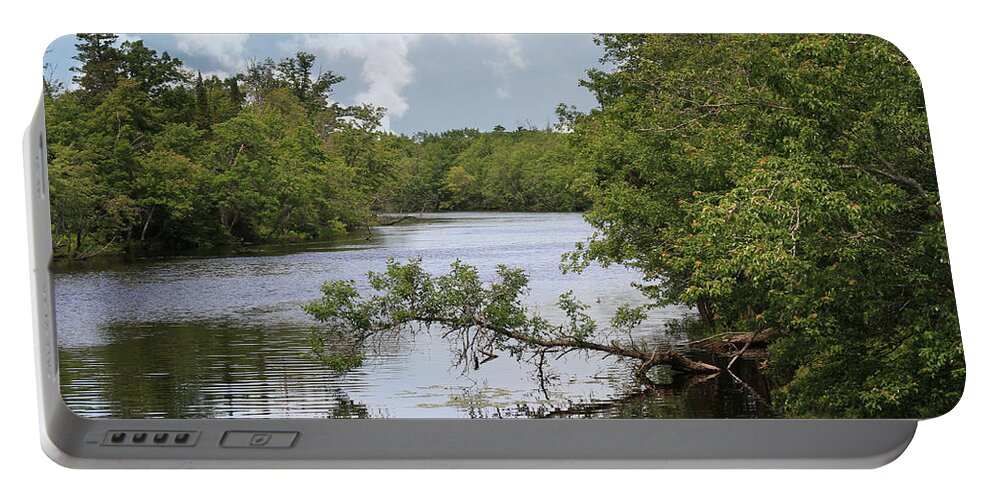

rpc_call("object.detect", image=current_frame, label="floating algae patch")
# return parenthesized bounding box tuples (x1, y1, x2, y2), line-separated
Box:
(414, 386, 524, 410)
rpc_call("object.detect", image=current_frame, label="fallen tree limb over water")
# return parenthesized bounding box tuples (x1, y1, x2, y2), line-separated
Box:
(375, 213, 419, 226)
(304, 258, 722, 378)
(407, 314, 720, 375)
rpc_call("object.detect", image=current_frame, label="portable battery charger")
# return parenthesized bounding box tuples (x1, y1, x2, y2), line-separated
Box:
(24, 33, 962, 467)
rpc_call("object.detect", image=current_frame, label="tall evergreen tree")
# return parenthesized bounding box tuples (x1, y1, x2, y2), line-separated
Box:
(71, 33, 123, 105)
(119, 39, 185, 96)
(194, 72, 211, 131)
(225, 76, 243, 112)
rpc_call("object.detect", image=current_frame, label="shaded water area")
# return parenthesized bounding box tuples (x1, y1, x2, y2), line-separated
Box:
(55, 212, 777, 419)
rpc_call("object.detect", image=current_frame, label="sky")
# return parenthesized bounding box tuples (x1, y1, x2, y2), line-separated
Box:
(43, 34, 605, 135)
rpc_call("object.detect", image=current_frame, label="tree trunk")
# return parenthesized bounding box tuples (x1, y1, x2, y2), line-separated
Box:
(377, 214, 417, 226)
(702, 328, 773, 353)
(697, 297, 714, 326)
(140, 207, 154, 242)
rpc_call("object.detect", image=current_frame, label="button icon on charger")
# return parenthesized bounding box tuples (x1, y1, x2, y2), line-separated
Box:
(249, 433, 271, 446)
(220, 431, 298, 448)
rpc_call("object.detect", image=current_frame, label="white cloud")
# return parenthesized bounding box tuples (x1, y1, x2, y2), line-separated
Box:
(285, 34, 420, 131)
(172, 34, 250, 77)
(164, 34, 527, 127)
(450, 34, 528, 99)
(483, 34, 527, 76)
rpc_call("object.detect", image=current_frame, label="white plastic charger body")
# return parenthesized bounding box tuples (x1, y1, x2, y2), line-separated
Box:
(24, 96, 918, 468)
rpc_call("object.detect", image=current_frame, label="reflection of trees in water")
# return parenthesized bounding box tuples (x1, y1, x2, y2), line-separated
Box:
(59, 319, 776, 419)
(59, 322, 370, 418)
(519, 348, 778, 419)
(517, 373, 721, 419)
(327, 392, 369, 418)
(60, 323, 226, 418)
(443, 355, 777, 419)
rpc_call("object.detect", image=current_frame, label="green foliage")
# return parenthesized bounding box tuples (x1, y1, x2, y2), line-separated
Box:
(303, 259, 721, 379)
(134, 149, 203, 244)
(569, 34, 964, 418)
(556, 291, 597, 341)
(303, 259, 616, 370)
(47, 35, 588, 258)
(430, 130, 589, 212)
(611, 304, 647, 332)
(71, 33, 124, 105)
(276, 52, 346, 115)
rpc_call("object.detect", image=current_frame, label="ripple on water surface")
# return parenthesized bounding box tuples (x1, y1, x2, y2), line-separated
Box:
(55, 213, 776, 419)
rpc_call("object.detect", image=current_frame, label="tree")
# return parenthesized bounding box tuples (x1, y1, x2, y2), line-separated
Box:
(194, 72, 211, 130)
(133, 150, 204, 246)
(443, 165, 480, 209)
(50, 36, 593, 258)
(239, 52, 344, 116)
(567, 34, 963, 417)
(397, 129, 480, 211)
(239, 57, 279, 106)
(71, 33, 123, 105)
(119, 39, 186, 97)
(47, 137, 141, 259)
(226, 76, 243, 111)
(276, 52, 345, 115)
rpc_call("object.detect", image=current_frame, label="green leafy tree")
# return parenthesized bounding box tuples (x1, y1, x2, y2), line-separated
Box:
(567, 34, 963, 417)
(133, 150, 205, 247)
(443, 165, 480, 209)
(277, 52, 346, 115)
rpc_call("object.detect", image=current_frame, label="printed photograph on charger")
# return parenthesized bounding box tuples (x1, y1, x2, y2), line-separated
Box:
(42, 34, 964, 419)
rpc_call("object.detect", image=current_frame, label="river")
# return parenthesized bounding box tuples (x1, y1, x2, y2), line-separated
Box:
(55, 212, 775, 419)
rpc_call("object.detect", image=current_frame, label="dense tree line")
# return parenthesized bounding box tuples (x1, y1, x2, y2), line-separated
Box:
(44, 34, 587, 258)
(395, 128, 586, 212)
(563, 34, 964, 417)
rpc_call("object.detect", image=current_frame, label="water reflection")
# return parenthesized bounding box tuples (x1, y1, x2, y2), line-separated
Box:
(59, 321, 774, 418)
(59, 323, 370, 418)
(56, 213, 777, 419)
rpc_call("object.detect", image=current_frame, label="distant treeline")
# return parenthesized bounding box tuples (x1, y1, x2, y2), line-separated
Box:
(44, 34, 588, 258)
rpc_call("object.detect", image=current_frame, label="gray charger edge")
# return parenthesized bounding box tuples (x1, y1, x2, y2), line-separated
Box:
(24, 95, 918, 469)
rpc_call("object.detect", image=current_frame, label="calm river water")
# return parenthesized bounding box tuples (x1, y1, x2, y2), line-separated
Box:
(55, 212, 775, 419)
